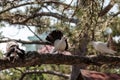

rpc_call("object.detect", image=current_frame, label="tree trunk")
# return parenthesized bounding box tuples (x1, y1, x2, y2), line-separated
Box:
(70, 65, 85, 80)
(70, 34, 88, 80)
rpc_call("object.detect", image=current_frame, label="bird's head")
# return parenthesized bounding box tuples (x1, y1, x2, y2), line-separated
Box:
(61, 36, 67, 40)
(6, 41, 19, 51)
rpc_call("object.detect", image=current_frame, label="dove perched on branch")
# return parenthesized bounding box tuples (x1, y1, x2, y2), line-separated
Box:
(46, 30, 68, 53)
(90, 41, 117, 55)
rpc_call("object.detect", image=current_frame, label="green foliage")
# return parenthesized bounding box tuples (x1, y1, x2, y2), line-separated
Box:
(110, 18, 120, 36)
(0, 0, 120, 80)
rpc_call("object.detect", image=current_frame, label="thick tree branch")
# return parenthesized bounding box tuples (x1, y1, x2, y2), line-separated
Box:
(98, 0, 115, 17)
(0, 1, 72, 14)
(0, 12, 79, 25)
(19, 70, 69, 80)
(0, 0, 78, 25)
(0, 51, 120, 71)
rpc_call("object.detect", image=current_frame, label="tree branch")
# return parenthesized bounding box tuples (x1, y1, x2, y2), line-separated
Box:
(0, 2, 34, 14)
(0, 1, 72, 14)
(0, 51, 120, 71)
(0, 12, 79, 25)
(98, 0, 115, 17)
(0, 39, 51, 45)
(22, 12, 79, 24)
(112, 11, 120, 17)
(19, 70, 69, 80)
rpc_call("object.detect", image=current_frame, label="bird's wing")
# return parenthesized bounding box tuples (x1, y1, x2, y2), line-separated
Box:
(46, 30, 63, 44)
(96, 42, 116, 54)
(54, 40, 60, 49)
(104, 48, 116, 54)
(94, 42, 107, 51)
(5, 48, 15, 57)
(14, 46, 25, 59)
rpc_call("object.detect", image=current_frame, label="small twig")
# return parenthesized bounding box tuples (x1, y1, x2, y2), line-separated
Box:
(43, 5, 52, 12)
(19, 70, 69, 80)
(112, 11, 120, 17)
(26, 25, 43, 41)
(14, 68, 23, 73)
(100, 0, 105, 10)
(26, 25, 51, 52)
(100, 11, 120, 29)
(62, 0, 73, 12)
(61, 0, 74, 24)
(0, 39, 50, 45)
(71, 0, 79, 18)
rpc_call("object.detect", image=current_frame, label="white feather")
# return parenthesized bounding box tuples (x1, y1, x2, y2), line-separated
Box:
(52, 37, 66, 53)
(91, 41, 116, 54)
(6, 41, 18, 52)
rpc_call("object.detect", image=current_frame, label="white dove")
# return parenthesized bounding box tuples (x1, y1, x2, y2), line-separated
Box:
(46, 30, 68, 53)
(90, 41, 117, 54)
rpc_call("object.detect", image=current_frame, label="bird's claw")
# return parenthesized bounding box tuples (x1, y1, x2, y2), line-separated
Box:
(12, 56, 18, 63)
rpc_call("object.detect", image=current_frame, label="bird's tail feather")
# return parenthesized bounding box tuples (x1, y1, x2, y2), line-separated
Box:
(105, 48, 117, 54)
(46, 30, 63, 44)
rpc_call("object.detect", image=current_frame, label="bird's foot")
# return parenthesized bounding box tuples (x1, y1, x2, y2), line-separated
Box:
(12, 56, 18, 63)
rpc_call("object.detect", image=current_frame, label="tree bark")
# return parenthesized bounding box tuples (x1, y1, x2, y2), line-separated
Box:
(0, 51, 120, 71)
(98, 0, 115, 17)
(70, 33, 89, 80)
(19, 70, 69, 80)
(0, 39, 51, 45)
